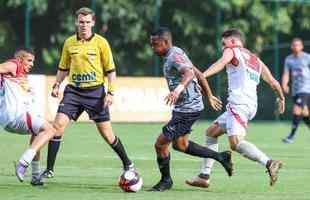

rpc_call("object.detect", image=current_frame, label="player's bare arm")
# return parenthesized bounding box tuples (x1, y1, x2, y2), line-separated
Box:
(261, 61, 285, 114)
(165, 67, 193, 106)
(0, 61, 17, 75)
(51, 70, 69, 97)
(203, 48, 234, 78)
(281, 69, 290, 94)
(104, 71, 116, 108)
(193, 66, 222, 111)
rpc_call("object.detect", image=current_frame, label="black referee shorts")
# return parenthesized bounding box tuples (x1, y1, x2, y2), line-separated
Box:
(162, 111, 202, 141)
(57, 84, 110, 123)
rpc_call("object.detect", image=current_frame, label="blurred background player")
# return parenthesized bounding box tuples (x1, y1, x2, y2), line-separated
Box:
(0, 48, 56, 186)
(148, 27, 233, 192)
(41, 7, 135, 178)
(281, 38, 310, 143)
(186, 28, 285, 188)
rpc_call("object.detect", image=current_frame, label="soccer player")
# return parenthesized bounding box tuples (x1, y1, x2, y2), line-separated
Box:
(41, 7, 135, 178)
(148, 27, 233, 192)
(186, 28, 285, 188)
(0, 48, 56, 185)
(281, 38, 310, 143)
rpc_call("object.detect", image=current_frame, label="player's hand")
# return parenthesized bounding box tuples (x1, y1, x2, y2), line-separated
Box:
(277, 98, 285, 114)
(51, 83, 60, 97)
(208, 95, 222, 111)
(104, 93, 113, 107)
(283, 85, 289, 94)
(165, 91, 180, 106)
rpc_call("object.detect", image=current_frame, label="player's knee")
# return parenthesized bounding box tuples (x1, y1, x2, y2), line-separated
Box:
(52, 122, 65, 136)
(206, 123, 221, 138)
(302, 107, 309, 116)
(293, 106, 302, 115)
(154, 140, 162, 152)
(172, 142, 186, 152)
(39, 122, 56, 136)
(155, 142, 169, 157)
(229, 136, 242, 151)
(206, 128, 216, 138)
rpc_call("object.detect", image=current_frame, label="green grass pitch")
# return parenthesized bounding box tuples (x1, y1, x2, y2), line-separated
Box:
(0, 121, 309, 200)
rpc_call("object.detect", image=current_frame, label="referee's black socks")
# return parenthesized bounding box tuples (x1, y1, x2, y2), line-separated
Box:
(110, 136, 132, 170)
(47, 136, 62, 171)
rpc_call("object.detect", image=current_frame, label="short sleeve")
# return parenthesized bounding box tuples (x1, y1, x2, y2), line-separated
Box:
(58, 40, 70, 71)
(284, 57, 290, 72)
(100, 38, 115, 73)
(171, 52, 193, 71)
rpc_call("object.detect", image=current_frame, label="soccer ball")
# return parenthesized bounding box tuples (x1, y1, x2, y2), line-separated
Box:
(118, 171, 143, 192)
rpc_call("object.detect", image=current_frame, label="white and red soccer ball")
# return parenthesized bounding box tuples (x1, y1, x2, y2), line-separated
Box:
(118, 171, 143, 192)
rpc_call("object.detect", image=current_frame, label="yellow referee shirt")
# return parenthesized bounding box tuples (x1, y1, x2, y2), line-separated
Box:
(58, 33, 115, 88)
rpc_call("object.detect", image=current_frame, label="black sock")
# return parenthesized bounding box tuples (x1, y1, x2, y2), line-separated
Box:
(110, 137, 132, 169)
(288, 115, 302, 139)
(46, 136, 62, 171)
(157, 154, 171, 181)
(303, 116, 310, 128)
(185, 140, 222, 162)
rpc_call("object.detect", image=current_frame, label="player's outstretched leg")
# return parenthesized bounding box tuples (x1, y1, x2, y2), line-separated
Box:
(16, 121, 56, 183)
(185, 151, 233, 188)
(186, 124, 225, 188)
(173, 139, 233, 176)
(28, 135, 44, 186)
(15, 162, 28, 182)
(266, 160, 283, 186)
(186, 134, 220, 188)
(15, 148, 36, 182)
(232, 138, 283, 186)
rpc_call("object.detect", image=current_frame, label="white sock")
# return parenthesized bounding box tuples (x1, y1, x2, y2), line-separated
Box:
(31, 161, 41, 178)
(201, 136, 218, 175)
(235, 140, 269, 166)
(19, 149, 36, 166)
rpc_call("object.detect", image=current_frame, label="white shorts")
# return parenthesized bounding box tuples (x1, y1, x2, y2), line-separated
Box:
(215, 103, 257, 137)
(3, 112, 45, 135)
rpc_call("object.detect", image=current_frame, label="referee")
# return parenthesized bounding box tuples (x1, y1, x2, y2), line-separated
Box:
(41, 7, 134, 178)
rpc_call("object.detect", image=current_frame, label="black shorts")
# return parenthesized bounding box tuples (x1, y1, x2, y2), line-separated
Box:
(57, 84, 110, 122)
(293, 93, 310, 107)
(162, 111, 202, 141)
